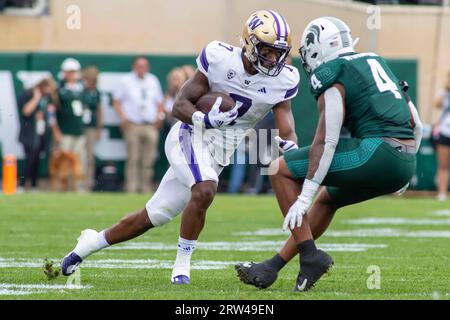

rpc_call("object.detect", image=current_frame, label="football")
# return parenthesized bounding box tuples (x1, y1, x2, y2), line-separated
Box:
(195, 92, 235, 114)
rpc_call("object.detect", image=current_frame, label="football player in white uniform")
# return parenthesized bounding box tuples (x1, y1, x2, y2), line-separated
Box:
(61, 10, 300, 285)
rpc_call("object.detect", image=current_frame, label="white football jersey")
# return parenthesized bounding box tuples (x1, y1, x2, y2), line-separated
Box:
(194, 40, 300, 166)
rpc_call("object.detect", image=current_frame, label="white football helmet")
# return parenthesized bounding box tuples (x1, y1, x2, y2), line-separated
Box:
(299, 17, 355, 75)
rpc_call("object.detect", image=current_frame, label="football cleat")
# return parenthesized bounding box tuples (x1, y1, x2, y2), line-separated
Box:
(61, 252, 83, 276)
(61, 229, 100, 276)
(294, 249, 334, 292)
(235, 262, 278, 289)
(171, 275, 190, 285)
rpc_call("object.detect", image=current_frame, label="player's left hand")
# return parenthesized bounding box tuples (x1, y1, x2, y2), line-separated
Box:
(274, 136, 298, 153)
(204, 97, 239, 129)
(282, 195, 312, 230)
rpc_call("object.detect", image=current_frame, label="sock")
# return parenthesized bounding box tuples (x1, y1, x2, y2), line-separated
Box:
(297, 239, 317, 261)
(264, 253, 287, 272)
(73, 229, 110, 259)
(172, 237, 197, 279)
(97, 230, 110, 249)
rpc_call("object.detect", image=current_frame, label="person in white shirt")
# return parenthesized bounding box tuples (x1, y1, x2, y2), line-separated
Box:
(113, 56, 165, 193)
(163, 67, 188, 126)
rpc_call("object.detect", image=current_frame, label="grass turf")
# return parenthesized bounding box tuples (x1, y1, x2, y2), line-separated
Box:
(0, 193, 449, 300)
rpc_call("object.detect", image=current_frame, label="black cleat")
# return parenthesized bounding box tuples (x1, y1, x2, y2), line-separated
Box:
(235, 262, 278, 289)
(295, 250, 334, 292)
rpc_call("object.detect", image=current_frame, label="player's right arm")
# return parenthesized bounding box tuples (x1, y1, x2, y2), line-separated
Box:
(173, 41, 239, 128)
(283, 84, 345, 230)
(172, 70, 210, 124)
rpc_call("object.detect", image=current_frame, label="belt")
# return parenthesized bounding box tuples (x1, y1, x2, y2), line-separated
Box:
(382, 138, 416, 154)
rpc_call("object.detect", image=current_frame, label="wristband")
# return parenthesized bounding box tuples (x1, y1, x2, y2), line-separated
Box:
(192, 111, 205, 128)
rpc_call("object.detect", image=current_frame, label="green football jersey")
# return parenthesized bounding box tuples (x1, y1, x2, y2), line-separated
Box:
(57, 81, 85, 136)
(310, 52, 414, 139)
(82, 88, 101, 128)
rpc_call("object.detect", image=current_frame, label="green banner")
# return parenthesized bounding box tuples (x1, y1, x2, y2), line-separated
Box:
(1, 52, 430, 190)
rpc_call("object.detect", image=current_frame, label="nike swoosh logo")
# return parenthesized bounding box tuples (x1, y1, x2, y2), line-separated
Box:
(297, 279, 308, 291)
(68, 262, 80, 274)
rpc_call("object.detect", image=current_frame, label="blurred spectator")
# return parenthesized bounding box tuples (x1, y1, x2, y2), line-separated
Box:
(113, 56, 165, 193)
(435, 71, 450, 201)
(181, 64, 195, 79)
(163, 67, 187, 125)
(246, 112, 276, 195)
(56, 57, 87, 192)
(82, 66, 102, 190)
(18, 73, 60, 192)
(227, 140, 247, 193)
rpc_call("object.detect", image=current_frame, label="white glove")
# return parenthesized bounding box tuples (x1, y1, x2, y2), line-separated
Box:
(274, 136, 298, 153)
(283, 195, 311, 230)
(396, 182, 409, 196)
(192, 97, 239, 129)
(282, 179, 319, 230)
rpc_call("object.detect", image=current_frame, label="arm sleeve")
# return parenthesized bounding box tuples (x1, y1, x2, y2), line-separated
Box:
(311, 87, 344, 184)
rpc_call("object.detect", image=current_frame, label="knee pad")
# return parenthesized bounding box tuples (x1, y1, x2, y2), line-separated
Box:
(145, 203, 179, 227)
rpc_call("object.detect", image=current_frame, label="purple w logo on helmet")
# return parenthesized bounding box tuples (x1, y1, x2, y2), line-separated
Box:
(248, 16, 264, 30)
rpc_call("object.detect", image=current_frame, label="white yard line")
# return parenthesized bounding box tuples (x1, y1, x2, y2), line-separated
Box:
(432, 210, 450, 216)
(342, 218, 450, 225)
(0, 258, 240, 270)
(0, 283, 92, 296)
(109, 241, 387, 252)
(234, 228, 450, 238)
(0, 283, 91, 290)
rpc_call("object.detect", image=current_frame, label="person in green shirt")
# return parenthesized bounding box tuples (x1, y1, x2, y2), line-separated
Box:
(235, 17, 423, 292)
(82, 66, 102, 190)
(56, 57, 87, 191)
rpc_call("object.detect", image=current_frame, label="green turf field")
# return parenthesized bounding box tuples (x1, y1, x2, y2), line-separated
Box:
(0, 193, 448, 300)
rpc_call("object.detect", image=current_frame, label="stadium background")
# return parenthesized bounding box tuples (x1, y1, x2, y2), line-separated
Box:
(0, 0, 449, 190)
(0, 0, 449, 302)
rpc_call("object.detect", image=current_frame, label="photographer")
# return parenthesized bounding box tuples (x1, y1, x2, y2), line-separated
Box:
(18, 74, 61, 192)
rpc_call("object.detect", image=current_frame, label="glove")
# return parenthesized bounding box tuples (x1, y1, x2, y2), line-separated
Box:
(396, 182, 409, 196)
(283, 194, 311, 231)
(274, 136, 298, 153)
(282, 179, 319, 230)
(192, 97, 239, 129)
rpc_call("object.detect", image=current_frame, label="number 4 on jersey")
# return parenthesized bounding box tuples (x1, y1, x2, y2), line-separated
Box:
(310, 74, 322, 90)
(367, 59, 401, 99)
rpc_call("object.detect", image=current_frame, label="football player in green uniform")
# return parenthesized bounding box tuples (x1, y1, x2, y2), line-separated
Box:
(235, 17, 423, 292)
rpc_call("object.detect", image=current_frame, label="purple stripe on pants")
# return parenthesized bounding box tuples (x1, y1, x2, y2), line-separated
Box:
(178, 123, 203, 183)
